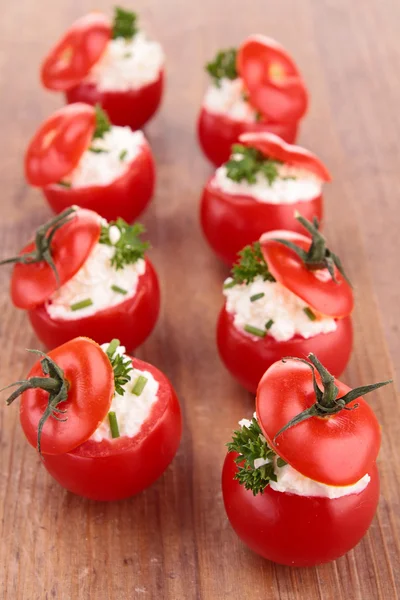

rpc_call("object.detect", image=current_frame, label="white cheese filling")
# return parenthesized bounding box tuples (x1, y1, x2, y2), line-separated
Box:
(46, 241, 146, 321)
(223, 276, 336, 342)
(238, 416, 370, 499)
(85, 32, 164, 92)
(203, 77, 257, 122)
(63, 127, 145, 188)
(212, 163, 322, 204)
(91, 344, 159, 441)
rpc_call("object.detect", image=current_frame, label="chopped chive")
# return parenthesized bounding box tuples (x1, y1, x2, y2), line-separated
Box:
(119, 149, 128, 161)
(265, 319, 274, 330)
(111, 284, 128, 295)
(132, 375, 148, 396)
(108, 411, 120, 438)
(303, 307, 317, 321)
(58, 180, 71, 188)
(123, 52, 132, 59)
(244, 324, 266, 338)
(106, 338, 120, 359)
(223, 280, 236, 289)
(250, 292, 265, 302)
(70, 298, 93, 311)
(88, 146, 109, 153)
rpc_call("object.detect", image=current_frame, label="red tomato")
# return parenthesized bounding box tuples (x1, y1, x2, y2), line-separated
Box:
(11, 208, 101, 309)
(28, 258, 160, 352)
(65, 70, 164, 130)
(217, 307, 353, 394)
(256, 358, 381, 485)
(41, 13, 111, 91)
(25, 104, 96, 187)
(42, 356, 182, 500)
(222, 451, 379, 566)
(20, 337, 114, 455)
(198, 107, 298, 167)
(260, 231, 354, 317)
(43, 141, 155, 223)
(237, 35, 308, 123)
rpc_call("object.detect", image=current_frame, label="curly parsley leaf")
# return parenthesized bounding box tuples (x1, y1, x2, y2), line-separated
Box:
(100, 219, 149, 270)
(93, 104, 111, 139)
(106, 339, 133, 396)
(227, 418, 285, 496)
(226, 144, 281, 185)
(206, 48, 238, 86)
(227, 241, 275, 287)
(112, 6, 138, 40)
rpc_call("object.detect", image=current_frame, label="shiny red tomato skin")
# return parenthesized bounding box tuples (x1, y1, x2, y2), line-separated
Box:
(28, 258, 160, 352)
(217, 307, 353, 394)
(222, 451, 379, 566)
(42, 357, 182, 501)
(65, 70, 164, 130)
(201, 179, 323, 265)
(43, 142, 155, 223)
(197, 107, 298, 167)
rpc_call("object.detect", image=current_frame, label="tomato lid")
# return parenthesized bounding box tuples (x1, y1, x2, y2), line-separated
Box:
(9, 207, 101, 310)
(41, 12, 111, 91)
(237, 35, 308, 123)
(256, 356, 384, 486)
(260, 227, 354, 318)
(239, 132, 331, 182)
(19, 337, 114, 455)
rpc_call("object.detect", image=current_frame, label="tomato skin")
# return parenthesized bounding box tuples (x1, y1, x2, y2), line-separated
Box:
(65, 70, 164, 130)
(197, 107, 298, 167)
(216, 307, 353, 394)
(28, 258, 160, 352)
(42, 357, 182, 501)
(43, 142, 155, 223)
(222, 451, 379, 567)
(200, 179, 323, 265)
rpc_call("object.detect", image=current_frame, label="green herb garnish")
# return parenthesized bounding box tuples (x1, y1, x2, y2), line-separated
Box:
(229, 242, 275, 287)
(100, 219, 149, 270)
(226, 144, 281, 185)
(265, 319, 274, 330)
(93, 104, 111, 139)
(108, 411, 120, 438)
(132, 375, 148, 396)
(119, 149, 128, 161)
(88, 146, 109, 154)
(250, 292, 265, 302)
(206, 48, 237, 86)
(57, 180, 71, 188)
(70, 298, 93, 311)
(244, 325, 266, 338)
(111, 284, 128, 295)
(303, 307, 317, 321)
(106, 339, 133, 396)
(112, 6, 138, 40)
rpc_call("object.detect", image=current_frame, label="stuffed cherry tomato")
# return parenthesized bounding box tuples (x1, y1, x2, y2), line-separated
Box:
(25, 103, 155, 223)
(201, 132, 330, 264)
(217, 215, 353, 393)
(222, 354, 391, 566)
(198, 36, 308, 166)
(0, 207, 160, 352)
(3, 338, 182, 501)
(41, 7, 164, 130)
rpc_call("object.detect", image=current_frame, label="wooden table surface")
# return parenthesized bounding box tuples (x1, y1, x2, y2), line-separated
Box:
(1, 1, 400, 598)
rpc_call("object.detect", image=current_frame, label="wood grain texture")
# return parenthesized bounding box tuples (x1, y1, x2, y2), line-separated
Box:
(0, 0, 399, 598)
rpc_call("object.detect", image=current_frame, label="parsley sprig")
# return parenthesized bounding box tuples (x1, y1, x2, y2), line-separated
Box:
(93, 104, 111, 139)
(226, 144, 281, 185)
(106, 339, 133, 396)
(112, 6, 138, 40)
(100, 219, 149, 270)
(206, 48, 238, 86)
(227, 241, 275, 287)
(227, 418, 286, 496)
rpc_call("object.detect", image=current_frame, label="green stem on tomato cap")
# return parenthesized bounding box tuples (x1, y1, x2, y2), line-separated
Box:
(0, 207, 76, 286)
(273, 214, 351, 285)
(273, 353, 392, 442)
(1, 350, 69, 454)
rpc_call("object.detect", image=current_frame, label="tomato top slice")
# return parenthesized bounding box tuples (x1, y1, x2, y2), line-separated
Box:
(25, 103, 96, 187)
(260, 230, 354, 318)
(237, 35, 308, 123)
(20, 337, 114, 455)
(239, 132, 331, 182)
(41, 13, 111, 91)
(11, 208, 101, 310)
(256, 359, 381, 486)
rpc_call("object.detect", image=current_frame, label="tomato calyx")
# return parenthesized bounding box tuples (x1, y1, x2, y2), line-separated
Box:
(0, 208, 76, 285)
(3, 350, 69, 454)
(273, 353, 392, 442)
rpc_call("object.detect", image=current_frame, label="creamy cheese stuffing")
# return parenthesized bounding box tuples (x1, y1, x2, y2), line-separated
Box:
(203, 77, 257, 122)
(46, 240, 146, 321)
(212, 162, 322, 204)
(86, 32, 164, 92)
(65, 127, 145, 188)
(238, 417, 370, 499)
(91, 344, 159, 442)
(224, 277, 336, 342)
